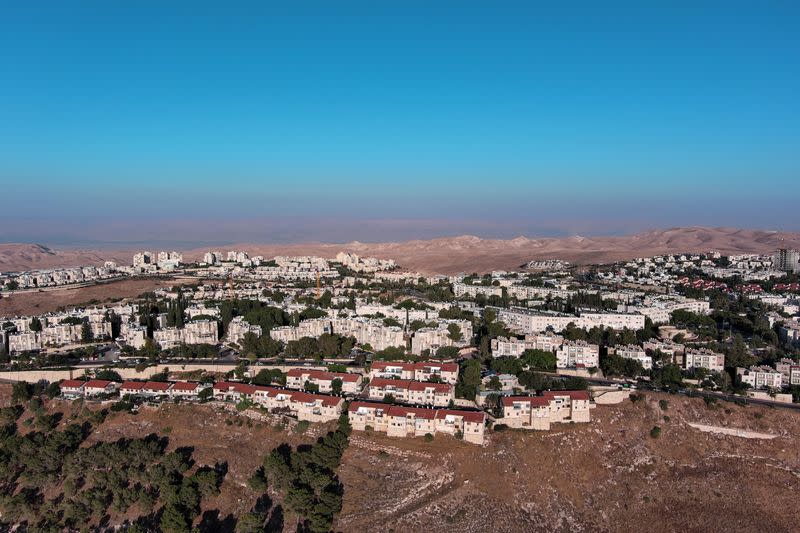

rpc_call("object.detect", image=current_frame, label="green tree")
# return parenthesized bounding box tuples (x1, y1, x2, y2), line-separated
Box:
(521, 349, 556, 371)
(81, 322, 93, 343)
(447, 323, 463, 342)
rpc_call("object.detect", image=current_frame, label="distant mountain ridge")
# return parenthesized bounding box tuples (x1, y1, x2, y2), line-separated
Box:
(1, 227, 798, 275)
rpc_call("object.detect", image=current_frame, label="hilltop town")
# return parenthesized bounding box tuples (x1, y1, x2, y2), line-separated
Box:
(0, 245, 799, 531)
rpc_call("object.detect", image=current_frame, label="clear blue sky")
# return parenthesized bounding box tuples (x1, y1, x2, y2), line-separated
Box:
(1, 1, 798, 245)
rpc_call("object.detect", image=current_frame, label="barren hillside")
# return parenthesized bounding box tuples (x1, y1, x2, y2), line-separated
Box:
(0, 386, 798, 532)
(1, 227, 799, 275)
(336, 393, 800, 532)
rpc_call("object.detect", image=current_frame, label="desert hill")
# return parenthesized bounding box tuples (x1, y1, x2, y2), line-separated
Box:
(1, 227, 798, 275)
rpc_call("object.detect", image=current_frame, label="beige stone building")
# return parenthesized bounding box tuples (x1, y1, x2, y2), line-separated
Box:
(501, 391, 592, 430)
(348, 402, 486, 445)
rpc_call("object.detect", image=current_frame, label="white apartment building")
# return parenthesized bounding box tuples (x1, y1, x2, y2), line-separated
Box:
(369, 361, 459, 384)
(494, 307, 644, 335)
(410, 320, 472, 355)
(501, 391, 592, 430)
(120, 324, 148, 349)
(614, 344, 653, 370)
(226, 316, 263, 344)
(8, 331, 42, 353)
(452, 282, 503, 299)
(184, 319, 219, 344)
(555, 341, 600, 369)
(365, 378, 455, 407)
(348, 402, 486, 445)
(684, 348, 725, 373)
(775, 358, 800, 386)
(737, 365, 783, 390)
(779, 321, 800, 346)
(642, 340, 686, 364)
(490, 332, 565, 357)
(41, 324, 82, 346)
(285, 368, 361, 394)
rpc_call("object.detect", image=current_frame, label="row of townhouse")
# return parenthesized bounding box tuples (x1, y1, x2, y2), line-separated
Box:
(60, 379, 120, 398)
(736, 366, 784, 390)
(500, 391, 593, 431)
(491, 332, 565, 357)
(365, 378, 455, 407)
(212, 382, 343, 423)
(613, 344, 653, 370)
(60, 379, 212, 400)
(493, 307, 645, 335)
(285, 368, 362, 394)
(369, 361, 459, 384)
(348, 402, 486, 445)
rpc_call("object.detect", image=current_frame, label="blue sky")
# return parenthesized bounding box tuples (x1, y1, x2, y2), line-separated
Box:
(1, 1, 798, 245)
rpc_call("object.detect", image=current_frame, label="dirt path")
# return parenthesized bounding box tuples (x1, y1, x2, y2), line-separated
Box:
(687, 422, 778, 440)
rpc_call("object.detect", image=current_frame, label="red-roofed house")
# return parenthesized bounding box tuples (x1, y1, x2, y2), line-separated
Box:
(120, 381, 146, 396)
(285, 368, 361, 394)
(212, 381, 256, 401)
(501, 391, 592, 430)
(169, 381, 206, 400)
(366, 378, 454, 407)
(249, 386, 344, 422)
(434, 409, 486, 444)
(84, 379, 119, 396)
(141, 381, 171, 397)
(60, 379, 85, 398)
(347, 401, 485, 444)
(287, 390, 344, 422)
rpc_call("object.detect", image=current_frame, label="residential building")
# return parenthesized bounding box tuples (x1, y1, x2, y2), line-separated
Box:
(491, 332, 565, 357)
(494, 307, 645, 335)
(368, 361, 459, 384)
(226, 316, 262, 345)
(775, 358, 800, 386)
(684, 348, 725, 373)
(555, 341, 600, 369)
(410, 320, 473, 355)
(365, 378, 454, 407)
(348, 402, 486, 445)
(501, 391, 592, 430)
(737, 366, 783, 390)
(8, 331, 42, 353)
(285, 369, 361, 394)
(60, 379, 85, 398)
(775, 248, 800, 273)
(169, 381, 205, 400)
(614, 344, 653, 370)
(84, 379, 119, 396)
